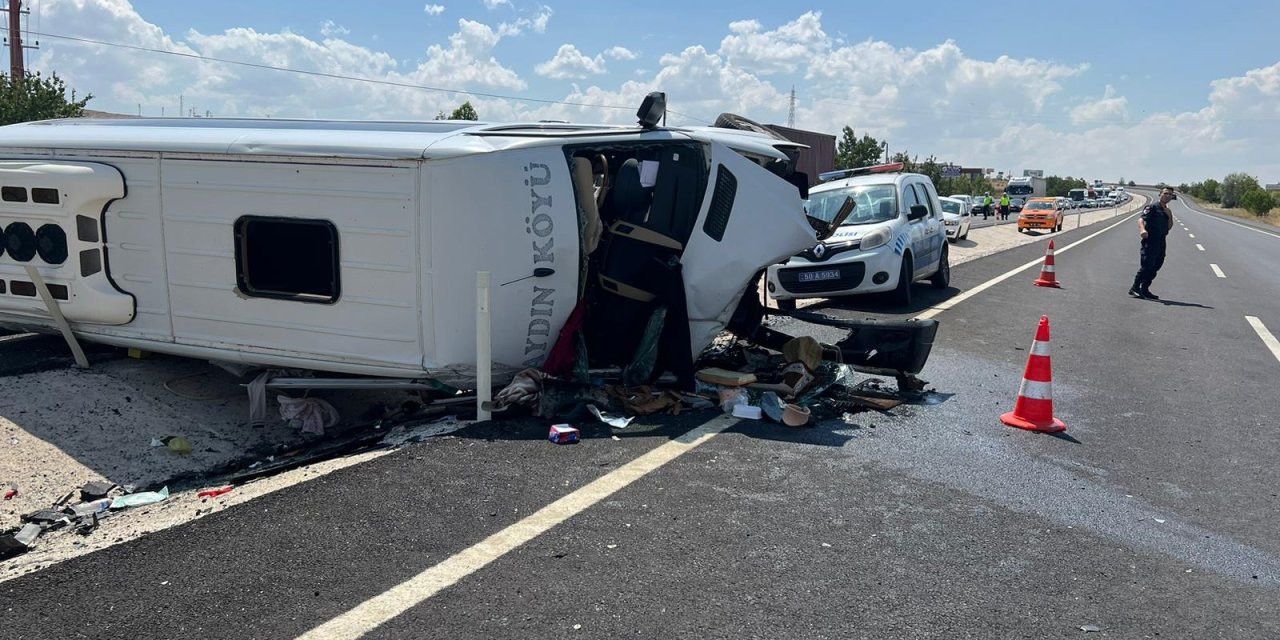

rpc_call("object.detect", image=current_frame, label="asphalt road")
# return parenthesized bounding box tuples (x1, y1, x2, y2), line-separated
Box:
(3, 192, 1279, 639)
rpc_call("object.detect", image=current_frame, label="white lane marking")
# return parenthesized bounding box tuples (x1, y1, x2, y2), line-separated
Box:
(1196, 244, 1205, 251)
(1247, 316, 1280, 366)
(916, 212, 1139, 320)
(1210, 264, 1226, 278)
(1188, 234, 1196, 239)
(1185, 207, 1280, 239)
(296, 414, 739, 640)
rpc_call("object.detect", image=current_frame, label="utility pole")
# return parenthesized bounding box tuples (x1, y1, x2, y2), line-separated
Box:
(3, 0, 35, 80)
(787, 86, 796, 129)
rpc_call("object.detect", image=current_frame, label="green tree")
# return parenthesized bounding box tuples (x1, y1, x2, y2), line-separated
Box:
(1045, 175, 1086, 197)
(1240, 189, 1276, 216)
(834, 126, 884, 169)
(0, 72, 92, 125)
(1219, 172, 1260, 208)
(435, 101, 479, 120)
(450, 101, 478, 120)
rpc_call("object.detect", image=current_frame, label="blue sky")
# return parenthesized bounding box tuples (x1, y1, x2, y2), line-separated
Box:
(21, 0, 1280, 183)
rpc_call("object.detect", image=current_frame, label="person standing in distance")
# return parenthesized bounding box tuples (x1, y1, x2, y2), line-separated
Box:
(1129, 188, 1175, 299)
(982, 192, 993, 219)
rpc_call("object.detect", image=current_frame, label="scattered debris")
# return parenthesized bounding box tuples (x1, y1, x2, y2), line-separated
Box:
(163, 436, 193, 455)
(2, 485, 16, 501)
(492, 368, 547, 412)
(782, 403, 811, 427)
(69, 498, 113, 518)
(79, 481, 116, 501)
(277, 396, 341, 435)
(1079, 624, 1101, 633)
(695, 368, 757, 387)
(731, 404, 762, 420)
(549, 424, 580, 445)
(196, 486, 234, 499)
(110, 487, 170, 509)
(587, 405, 634, 429)
(760, 392, 786, 423)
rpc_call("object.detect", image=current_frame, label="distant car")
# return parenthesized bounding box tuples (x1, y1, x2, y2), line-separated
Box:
(1009, 197, 1026, 213)
(939, 196, 972, 241)
(948, 195, 974, 212)
(1018, 197, 1064, 232)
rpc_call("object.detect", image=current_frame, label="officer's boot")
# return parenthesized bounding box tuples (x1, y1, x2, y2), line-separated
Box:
(1140, 283, 1159, 300)
(1128, 277, 1144, 298)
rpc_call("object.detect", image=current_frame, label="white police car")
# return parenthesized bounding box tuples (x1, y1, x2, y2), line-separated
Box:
(766, 163, 949, 309)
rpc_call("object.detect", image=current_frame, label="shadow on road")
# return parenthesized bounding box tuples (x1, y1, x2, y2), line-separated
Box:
(1154, 299, 1214, 309)
(804, 284, 964, 318)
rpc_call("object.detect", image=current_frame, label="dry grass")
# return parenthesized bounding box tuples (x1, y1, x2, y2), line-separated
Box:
(1182, 196, 1280, 228)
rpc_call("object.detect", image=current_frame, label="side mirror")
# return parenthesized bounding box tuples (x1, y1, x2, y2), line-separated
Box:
(636, 92, 666, 129)
(908, 204, 928, 221)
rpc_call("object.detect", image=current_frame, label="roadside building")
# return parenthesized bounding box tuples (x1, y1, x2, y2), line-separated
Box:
(765, 124, 836, 187)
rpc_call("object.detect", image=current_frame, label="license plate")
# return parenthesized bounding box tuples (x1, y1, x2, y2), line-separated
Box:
(799, 269, 841, 283)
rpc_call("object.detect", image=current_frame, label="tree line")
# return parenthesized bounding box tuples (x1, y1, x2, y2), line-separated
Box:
(1178, 173, 1275, 216)
(835, 125, 1094, 198)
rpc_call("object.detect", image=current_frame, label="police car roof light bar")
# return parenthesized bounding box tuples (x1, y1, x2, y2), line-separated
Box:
(818, 162, 906, 183)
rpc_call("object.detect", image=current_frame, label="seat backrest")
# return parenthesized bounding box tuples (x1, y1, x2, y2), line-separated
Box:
(608, 158, 652, 223)
(879, 200, 892, 219)
(572, 157, 603, 255)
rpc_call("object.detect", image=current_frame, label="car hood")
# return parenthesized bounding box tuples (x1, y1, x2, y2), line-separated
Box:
(825, 221, 892, 243)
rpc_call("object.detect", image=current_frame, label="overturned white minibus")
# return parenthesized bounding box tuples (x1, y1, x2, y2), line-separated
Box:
(0, 95, 936, 389)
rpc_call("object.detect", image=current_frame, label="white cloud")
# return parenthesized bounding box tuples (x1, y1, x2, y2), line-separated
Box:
(482, 0, 511, 9)
(535, 44, 606, 80)
(720, 11, 829, 75)
(319, 21, 349, 38)
(423, 4, 446, 16)
(498, 6, 553, 36)
(1070, 85, 1129, 125)
(23, 3, 1279, 182)
(605, 46, 637, 61)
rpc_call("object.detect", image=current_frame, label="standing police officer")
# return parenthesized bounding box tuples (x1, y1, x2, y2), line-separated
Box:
(1129, 188, 1175, 299)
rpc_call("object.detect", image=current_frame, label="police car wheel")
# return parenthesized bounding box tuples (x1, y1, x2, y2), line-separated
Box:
(892, 255, 913, 307)
(930, 245, 950, 289)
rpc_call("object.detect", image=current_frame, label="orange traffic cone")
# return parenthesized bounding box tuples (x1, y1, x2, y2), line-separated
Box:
(1033, 240, 1061, 288)
(1001, 315, 1066, 433)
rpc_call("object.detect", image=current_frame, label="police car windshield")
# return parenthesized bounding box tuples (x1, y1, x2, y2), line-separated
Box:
(806, 184, 898, 226)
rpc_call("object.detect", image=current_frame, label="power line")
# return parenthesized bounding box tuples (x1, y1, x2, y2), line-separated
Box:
(29, 30, 713, 124)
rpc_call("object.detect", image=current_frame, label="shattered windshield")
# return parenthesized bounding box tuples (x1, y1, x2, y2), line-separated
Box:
(806, 184, 898, 226)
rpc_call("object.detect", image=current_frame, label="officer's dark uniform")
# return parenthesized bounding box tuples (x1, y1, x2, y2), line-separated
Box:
(1132, 201, 1171, 295)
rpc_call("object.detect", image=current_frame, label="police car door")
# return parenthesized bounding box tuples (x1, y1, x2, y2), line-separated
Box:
(906, 180, 944, 276)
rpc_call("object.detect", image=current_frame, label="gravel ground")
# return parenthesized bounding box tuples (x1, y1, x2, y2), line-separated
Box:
(0, 351, 466, 582)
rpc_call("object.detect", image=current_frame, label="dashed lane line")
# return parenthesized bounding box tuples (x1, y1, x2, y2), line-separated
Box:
(1188, 234, 1196, 238)
(916, 211, 1139, 320)
(1210, 264, 1226, 278)
(1196, 244, 1205, 251)
(1184, 207, 1280, 239)
(1246, 316, 1280, 366)
(295, 413, 739, 640)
